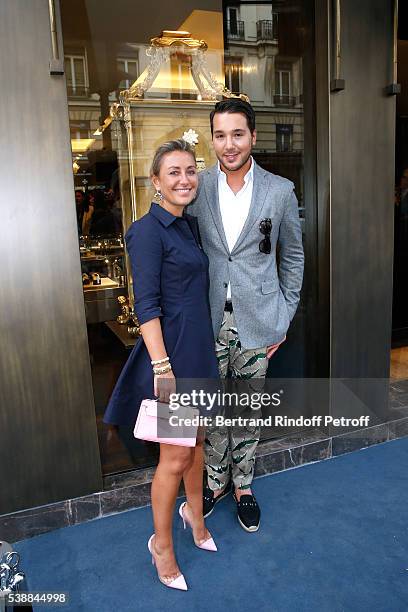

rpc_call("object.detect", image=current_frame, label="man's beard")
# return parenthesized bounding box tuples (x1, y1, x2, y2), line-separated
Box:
(218, 151, 252, 173)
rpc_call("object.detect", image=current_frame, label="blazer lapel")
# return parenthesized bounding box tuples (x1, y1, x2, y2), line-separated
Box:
(231, 162, 269, 254)
(203, 166, 230, 253)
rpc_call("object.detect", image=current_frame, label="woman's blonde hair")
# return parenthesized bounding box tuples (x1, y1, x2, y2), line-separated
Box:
(150, 139, 196, 176)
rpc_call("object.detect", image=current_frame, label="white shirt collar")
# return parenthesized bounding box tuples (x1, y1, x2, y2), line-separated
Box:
(217, 156, 254, 185)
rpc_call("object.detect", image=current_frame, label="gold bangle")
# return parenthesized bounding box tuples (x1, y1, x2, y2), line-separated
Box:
(151, 356, 170, 366)
(153, 363, 172, 375)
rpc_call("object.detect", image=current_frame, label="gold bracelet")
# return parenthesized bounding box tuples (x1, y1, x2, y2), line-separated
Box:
(151, 356, 170, 366)
(153, 363, 172, 375)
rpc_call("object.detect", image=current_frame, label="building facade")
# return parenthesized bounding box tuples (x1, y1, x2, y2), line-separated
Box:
(0, 0, 400, 538)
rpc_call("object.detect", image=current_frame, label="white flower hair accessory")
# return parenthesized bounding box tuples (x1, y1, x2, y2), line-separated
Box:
(182, 129, 199, 147)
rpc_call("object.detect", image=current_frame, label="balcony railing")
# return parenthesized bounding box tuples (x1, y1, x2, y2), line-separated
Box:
(273, 94, 296, 107)
(227, 20, 245, 40)
(67, 85, 89, 98)
(256, 16, 278, 41)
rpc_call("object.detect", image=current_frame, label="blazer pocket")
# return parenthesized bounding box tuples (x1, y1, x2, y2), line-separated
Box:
(261, 280, 278, 295)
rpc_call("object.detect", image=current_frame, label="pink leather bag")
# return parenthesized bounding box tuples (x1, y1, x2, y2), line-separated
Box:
(133, 399, 199, 447)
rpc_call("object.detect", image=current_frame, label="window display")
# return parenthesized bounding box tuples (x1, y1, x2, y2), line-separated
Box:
(61, 0, 316, 475)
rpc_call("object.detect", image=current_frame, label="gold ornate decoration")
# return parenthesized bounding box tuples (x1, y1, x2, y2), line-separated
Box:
(115, 30, 249, 104)
(117, 295, 140, 337)
(151, 31, 208, 51)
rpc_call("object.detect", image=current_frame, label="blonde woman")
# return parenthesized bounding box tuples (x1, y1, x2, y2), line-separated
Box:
(104, 140, 219, 591)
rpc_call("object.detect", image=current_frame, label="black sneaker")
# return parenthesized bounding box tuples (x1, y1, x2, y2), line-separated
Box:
(203, 481, 232, 518)
(233, 493, 261, 532)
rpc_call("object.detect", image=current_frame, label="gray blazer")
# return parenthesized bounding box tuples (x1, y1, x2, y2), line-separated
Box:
(188, 161, 304, 349)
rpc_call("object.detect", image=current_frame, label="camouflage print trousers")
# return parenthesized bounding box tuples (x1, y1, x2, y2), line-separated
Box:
(205, 310, 269, 492)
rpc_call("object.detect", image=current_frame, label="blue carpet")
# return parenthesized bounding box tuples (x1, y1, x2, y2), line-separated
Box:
(14, 438, 408, 612)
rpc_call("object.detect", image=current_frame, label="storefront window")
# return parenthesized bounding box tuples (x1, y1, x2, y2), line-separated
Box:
(61, 0, 317, 475)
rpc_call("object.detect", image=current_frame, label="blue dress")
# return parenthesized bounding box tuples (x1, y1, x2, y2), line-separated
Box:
(103, 202, 219, 426)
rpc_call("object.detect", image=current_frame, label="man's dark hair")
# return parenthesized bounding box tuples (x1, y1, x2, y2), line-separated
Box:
(210, 98, 256, 135)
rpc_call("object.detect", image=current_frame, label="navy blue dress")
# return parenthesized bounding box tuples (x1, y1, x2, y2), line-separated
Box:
(103, 202, 219, 426)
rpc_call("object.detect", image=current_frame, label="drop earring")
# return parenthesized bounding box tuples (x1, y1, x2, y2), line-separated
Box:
(154, 190, 163, 202)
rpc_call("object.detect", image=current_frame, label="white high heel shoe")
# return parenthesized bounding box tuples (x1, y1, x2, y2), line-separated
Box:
(147, 535, 188, 591)
(178, 502, 218, 552)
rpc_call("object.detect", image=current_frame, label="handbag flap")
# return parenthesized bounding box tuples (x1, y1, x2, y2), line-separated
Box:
(144, 401, 199, 420)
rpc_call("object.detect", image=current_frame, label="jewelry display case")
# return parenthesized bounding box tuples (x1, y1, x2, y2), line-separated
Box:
(79, 235, 127, 323)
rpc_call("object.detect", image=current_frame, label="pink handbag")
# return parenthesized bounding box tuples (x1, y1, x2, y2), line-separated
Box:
(133, 399, 199, 447)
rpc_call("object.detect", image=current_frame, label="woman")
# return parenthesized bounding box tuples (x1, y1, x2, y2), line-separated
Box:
(89, 189, 116, 236)
(104, 139, 219, 591)
(81, 190, 95, 235)
(75, 189, 87, 235)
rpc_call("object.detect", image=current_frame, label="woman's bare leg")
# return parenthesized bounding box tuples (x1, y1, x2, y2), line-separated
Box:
(182, 433, 211, 544)
(150, 443, 194, 578)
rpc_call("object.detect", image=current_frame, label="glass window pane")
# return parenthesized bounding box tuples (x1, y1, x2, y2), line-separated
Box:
(61, 0, 317, 474)
(274, 70, 280, 94)
(73, 58, 85, 86)
(282, 72, 290, 96)
(64, 57, 72, 85)
(126, 60, 139, 80)
(282, 71, 290, 95)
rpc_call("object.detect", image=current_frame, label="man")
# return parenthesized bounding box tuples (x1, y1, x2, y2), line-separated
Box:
(188, 99, 304, 532)
(75, 189, 86, 235)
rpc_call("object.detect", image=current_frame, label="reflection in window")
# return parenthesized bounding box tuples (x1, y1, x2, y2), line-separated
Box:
(59, 0, 316, 474)
(275, 67, 293, 106)
(65, 53, 88, 97)
(70, 120, 91, 140)
(117, 56, 139, 90)
(276, 124, 293, 152)
(227, 6, 244, 39)
(225, 57, 242, 93)
(170, 52, 195, 100)
(256, 14, 278, 41)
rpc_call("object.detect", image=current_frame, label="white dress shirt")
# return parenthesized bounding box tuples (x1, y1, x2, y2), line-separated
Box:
(218, 157, 254, 299)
